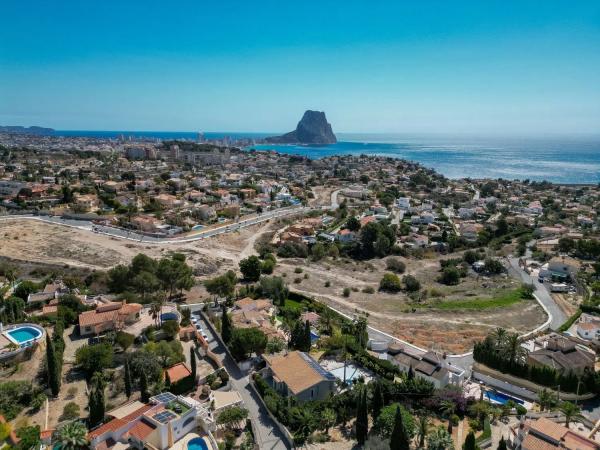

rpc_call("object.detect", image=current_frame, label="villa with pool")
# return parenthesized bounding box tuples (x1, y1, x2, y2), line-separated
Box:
(0, 323, 45, 362)
(88, 392, 217, 450)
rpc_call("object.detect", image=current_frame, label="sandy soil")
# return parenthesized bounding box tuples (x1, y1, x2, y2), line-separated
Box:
(0, 219, 546, 353)
(276, 255, 546, 353)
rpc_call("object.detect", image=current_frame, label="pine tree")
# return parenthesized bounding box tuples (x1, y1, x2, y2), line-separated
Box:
(221, 305, 232, 344)
(190, 347, 197, 382)
(390, 405, 410, 450)
(124, 360, 132, 399)
(463, 431, 477, 450)
(371, 381, 384, 421)
(140, 372, 149, 403)
(355, 387, 369, 445)
(88, 373, 105, 427)
(46, 333, 60, 397)
(497, 437, 507, 450)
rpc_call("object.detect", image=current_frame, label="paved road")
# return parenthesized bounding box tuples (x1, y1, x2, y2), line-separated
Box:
(330, 189, 341, 209)
(506, 256, 567, 330)
(0, 206, 309, 245)
(188, 306, 290, 450)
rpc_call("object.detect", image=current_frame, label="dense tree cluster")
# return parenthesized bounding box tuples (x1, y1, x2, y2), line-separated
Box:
(108, 253, 194, 302)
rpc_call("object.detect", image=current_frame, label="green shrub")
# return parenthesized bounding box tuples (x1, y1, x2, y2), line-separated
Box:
(379, 273, 402, 292)
(343, 288, 351, 297)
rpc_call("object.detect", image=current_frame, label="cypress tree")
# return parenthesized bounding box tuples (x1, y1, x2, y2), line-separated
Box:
(371, 381, 384, 421)
(124, 360, 132, 399)
(46, 333, 60, 397)
(221, 305, 232, 344)
(355, 387, 369, 445)
(88, 373, 105, 427)
(164, 371, 171, 391)
(190, 347, 197, 382)
(390, 405, 410, 450)
(463, 431, 477, 450)
(407, 365, 415, 380)
(497, 437, 507, 450)
(303, 320, 312, 351)
(140, 372, 149, 403)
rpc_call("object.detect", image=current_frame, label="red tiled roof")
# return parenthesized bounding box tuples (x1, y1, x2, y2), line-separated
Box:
(126, 419, 156, 441)
(165, 362, 192, 383)
(88, 404, 154, 439)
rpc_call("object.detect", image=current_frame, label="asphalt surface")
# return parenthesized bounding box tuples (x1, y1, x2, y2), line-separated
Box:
(0, 206, 309, 244)
(188, 306, 290, 450)
(506, 256, 567, 330)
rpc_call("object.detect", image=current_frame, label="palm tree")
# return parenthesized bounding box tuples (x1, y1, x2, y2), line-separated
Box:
(505, 333, 525, 366)
(54, 421, 89, 450)
(538, 389, 558, 412)
(416, 413, 431, 448)
(492, 327, 507, 348)
(150, 302, 161, 327)
(559, 401, 583, 428)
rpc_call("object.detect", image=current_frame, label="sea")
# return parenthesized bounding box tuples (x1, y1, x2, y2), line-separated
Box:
(54, 130, 600, 184)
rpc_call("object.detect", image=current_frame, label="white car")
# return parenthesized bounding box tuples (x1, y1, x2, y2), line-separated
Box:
(191, 317, 198, 324)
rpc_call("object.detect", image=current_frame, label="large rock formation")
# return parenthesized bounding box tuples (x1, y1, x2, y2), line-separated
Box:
(266, 110, 336, 144)
(0, 126, 55, 135)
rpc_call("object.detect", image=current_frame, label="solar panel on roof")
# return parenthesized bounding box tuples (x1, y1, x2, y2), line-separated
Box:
(152, 392, 177, 404)
(152, 410, 177, 424)
(299, 351, 337, 381)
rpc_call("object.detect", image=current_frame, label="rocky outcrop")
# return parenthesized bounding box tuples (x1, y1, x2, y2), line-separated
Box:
(266, 110, 336, 144)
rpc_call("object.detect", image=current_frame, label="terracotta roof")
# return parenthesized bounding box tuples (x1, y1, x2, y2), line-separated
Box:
(88, 404, 154, 439)
(529, 417, 567, 442)
(126, 418, 156, 441)
(79, 302, 142, 328)
(265, 351, 328, 395)
(42, 305, 58, 315)
(521, 433, 559, 450)
(165, 362, 192, 384)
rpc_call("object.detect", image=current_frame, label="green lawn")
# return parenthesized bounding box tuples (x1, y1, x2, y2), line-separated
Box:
(425, 288, 524, 310)
(284, 298, 304, 311)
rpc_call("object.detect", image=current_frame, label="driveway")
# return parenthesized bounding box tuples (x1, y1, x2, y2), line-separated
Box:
(506, 256, 567, 330)
(191, 309, 290, 450)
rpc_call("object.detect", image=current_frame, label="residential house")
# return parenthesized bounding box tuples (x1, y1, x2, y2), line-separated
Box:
(88, 393, 214, 450)
(459, 222, 484, 242)
(527, 335, 595, 375)
(261, 351, 337, 402)
(389, 349, 451, 388)
(78, 301, 142, 336)
(576, 314, 600, 341)
(510, 417, 599, 450)
(539, 256, 581, 280)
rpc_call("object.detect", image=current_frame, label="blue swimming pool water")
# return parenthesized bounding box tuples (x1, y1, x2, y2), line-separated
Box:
(7, 326, 42, 344)
(485, 391, 524, 405)
(187, 437, 208, 450)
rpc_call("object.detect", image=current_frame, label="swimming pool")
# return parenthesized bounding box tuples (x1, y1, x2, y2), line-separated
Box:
(485, 390, 524, 405)
(187, 437, 208, 450)
(4, 325, 44, 345)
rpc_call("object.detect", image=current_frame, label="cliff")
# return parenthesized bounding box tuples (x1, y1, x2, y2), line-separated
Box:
(266, 110, 336, 144)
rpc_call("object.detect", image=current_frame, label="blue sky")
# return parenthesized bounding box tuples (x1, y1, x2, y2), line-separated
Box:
(1, 1, 599, 134)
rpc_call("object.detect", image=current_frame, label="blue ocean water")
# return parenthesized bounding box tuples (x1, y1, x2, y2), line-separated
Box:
(54, 130, 600, 184)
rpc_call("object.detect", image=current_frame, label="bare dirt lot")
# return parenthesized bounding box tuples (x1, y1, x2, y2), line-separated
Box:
(0, 219, 546, 353)
(276, 254, 547, 354)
